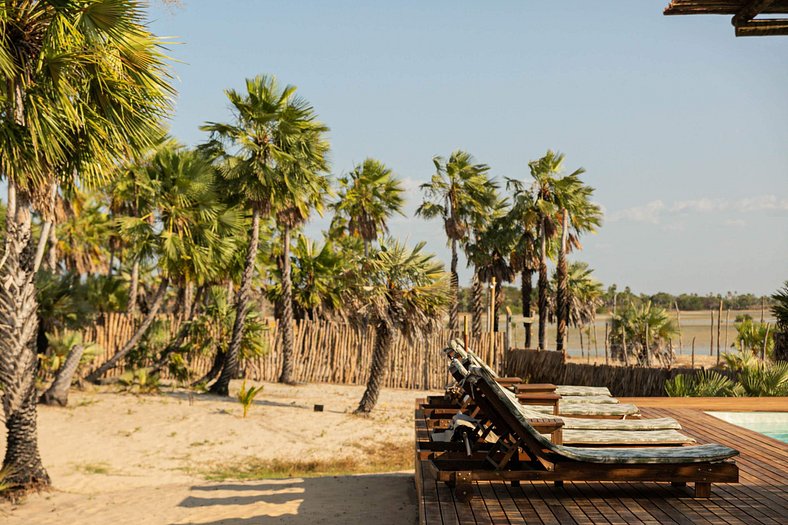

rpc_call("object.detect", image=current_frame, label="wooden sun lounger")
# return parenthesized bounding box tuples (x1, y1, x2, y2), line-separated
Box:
(425, 362, 739, 501)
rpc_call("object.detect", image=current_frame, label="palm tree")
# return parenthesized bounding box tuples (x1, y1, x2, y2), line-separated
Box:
(465, 205, 515, 334)
(548, 261, 603, 346)
(611, 302, 677, 365)
(331, 158, 404, 256)
(505, 188, 540, 348)
(515, 151, 601, 351)
(265, 234, 345, 321)
(0, 1, 171, 490)
(347, 240, 450, 413)
(417, 151, 497, 333)
(87, 145, 242, 381)
(202, 75, 330, 393)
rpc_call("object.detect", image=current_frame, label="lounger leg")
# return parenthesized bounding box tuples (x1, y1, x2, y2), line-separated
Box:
(554, 480, 564, 488)
(453, 471, 474, 503)
(671, 482, 687, 488)
(694, 482, 711, 498)
(511, 480, 520, 487)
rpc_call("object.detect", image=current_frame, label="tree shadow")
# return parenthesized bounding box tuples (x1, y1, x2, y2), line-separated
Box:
(170, 472, 417, 525)
(159, 390, 348, 414)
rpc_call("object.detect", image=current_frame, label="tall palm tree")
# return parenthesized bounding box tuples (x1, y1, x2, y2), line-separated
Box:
(87, 146, 242, 381)
(331, 158, 404, 256)
(417, 151, 497, 333)
(548, 261, 603, 335)
(347, 240, 450, 413)
(202, 75, 330, 393)
(516, 151, 601, 351)
(505, 188, 540, 348)
(0, 1, 171, 489)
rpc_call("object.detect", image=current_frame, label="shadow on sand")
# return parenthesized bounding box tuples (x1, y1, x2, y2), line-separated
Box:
(169, 472, 417, 525)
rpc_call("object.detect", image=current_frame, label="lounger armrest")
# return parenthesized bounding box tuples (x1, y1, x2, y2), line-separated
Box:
(495, 377, 523, 384)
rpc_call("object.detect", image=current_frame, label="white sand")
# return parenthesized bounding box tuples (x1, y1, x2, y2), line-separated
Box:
(0, 381, 436, 524)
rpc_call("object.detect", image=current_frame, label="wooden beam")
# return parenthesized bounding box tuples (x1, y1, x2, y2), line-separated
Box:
(735, 17, 788, 34)
(733, 0, 776, 24)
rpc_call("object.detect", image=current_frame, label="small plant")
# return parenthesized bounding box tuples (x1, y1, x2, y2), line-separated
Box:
(118, 368, 160, 393)
(236, 379, 263, 418)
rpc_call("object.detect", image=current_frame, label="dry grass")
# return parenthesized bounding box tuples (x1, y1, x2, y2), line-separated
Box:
(199, 440, 412, 481)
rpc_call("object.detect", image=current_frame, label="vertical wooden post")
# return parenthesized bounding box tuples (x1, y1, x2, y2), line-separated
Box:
(761, 297, 765, 323)
(724, 308, 730, 356)
(709, 309, 714, 356)
(644, 321, 650, 366)
(762, 323, 770, 361)
(622, 327, 630, 366)
(691, 336, 696, 369)
(463, 315, 469, 353)
(593, 323, 599, 363)
(674, 301, 683, 355)
(489, 277, 497, 333)
(717, 299, 723, 366)
(603, 322, 609, 366)
(504, 307, 512, 354)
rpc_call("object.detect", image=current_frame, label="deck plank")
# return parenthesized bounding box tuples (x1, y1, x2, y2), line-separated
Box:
(416, 401, 788, 524)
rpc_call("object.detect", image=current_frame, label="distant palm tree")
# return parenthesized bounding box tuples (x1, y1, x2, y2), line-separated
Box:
(348, 240, 450, 413)
(0, 1, 171, 489)
(332, 158, 404, 256)
(465, 204, 515, 334)
(202, 75, 330, 392)
(548, 261, 603, 333)
(417, 151, 497, 332)
(87, 146, 242, 381)
(266, 234, 346, 322)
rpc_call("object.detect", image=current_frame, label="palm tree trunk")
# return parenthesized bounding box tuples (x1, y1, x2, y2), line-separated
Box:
(127, 260, 139, 315)
(521, 269, 533, 348)
(472, 272, 484, 336)
(0, 182, 50, 489)
(33, 221, 52, 273)
(86, 276, 170, 382)
(279, 224, 296, 384)
(556, 210, 569, 355)
(449, 239, 459, 332)
(46, 223, 57, 271)
(210, 209, 261, 396)
(355, 322, 398, 413)
(39, 344, 85, 407)
(537, 224, 548, 350)
(493, 280, 504, 332)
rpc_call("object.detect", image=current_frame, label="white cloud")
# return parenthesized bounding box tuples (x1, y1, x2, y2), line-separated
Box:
(671, 198, 727, 213)
(607, 194, 787, 224)
(734, 195, 788, 212)
(607, 200, 665, 224)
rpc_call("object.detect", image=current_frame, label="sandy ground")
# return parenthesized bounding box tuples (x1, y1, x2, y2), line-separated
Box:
(0, 381, 436, 524)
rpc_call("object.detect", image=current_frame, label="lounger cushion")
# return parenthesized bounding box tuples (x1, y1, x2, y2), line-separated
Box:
(556, 385, 612, 397)
(558, 429, 695, 445)
(524, 403, 641, 417)
(560, 395, 620, 404)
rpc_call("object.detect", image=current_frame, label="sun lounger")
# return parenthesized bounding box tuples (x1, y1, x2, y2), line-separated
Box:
(442, 360, 691, 445)
(426, 361, 739, 501)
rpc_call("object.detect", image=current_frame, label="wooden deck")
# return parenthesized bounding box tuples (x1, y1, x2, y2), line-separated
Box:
(416, 402, 788, 524)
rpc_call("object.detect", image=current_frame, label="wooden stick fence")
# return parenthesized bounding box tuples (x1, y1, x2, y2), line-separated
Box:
(77, 313, 505, 390)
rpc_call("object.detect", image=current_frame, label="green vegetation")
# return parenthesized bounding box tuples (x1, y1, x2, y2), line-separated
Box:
(236, 379, 264, 418)
(666, 352, 788, 397)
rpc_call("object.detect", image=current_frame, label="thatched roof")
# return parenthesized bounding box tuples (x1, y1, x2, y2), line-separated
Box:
(664, 1, 788, 36)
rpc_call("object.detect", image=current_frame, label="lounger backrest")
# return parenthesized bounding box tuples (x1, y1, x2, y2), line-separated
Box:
(467, 365, 559, 456)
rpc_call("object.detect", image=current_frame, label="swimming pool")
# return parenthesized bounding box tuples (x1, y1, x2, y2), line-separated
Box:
(706, 411, 788, 443)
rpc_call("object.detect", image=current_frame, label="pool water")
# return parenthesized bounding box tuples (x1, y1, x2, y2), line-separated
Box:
(706, 412, 788, 443)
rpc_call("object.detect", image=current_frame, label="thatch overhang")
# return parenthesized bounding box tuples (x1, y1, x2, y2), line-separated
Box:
(664, 0, 788, 36)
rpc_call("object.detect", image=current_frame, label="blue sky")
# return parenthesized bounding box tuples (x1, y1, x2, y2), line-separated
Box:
(147, 1, 788, 295)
